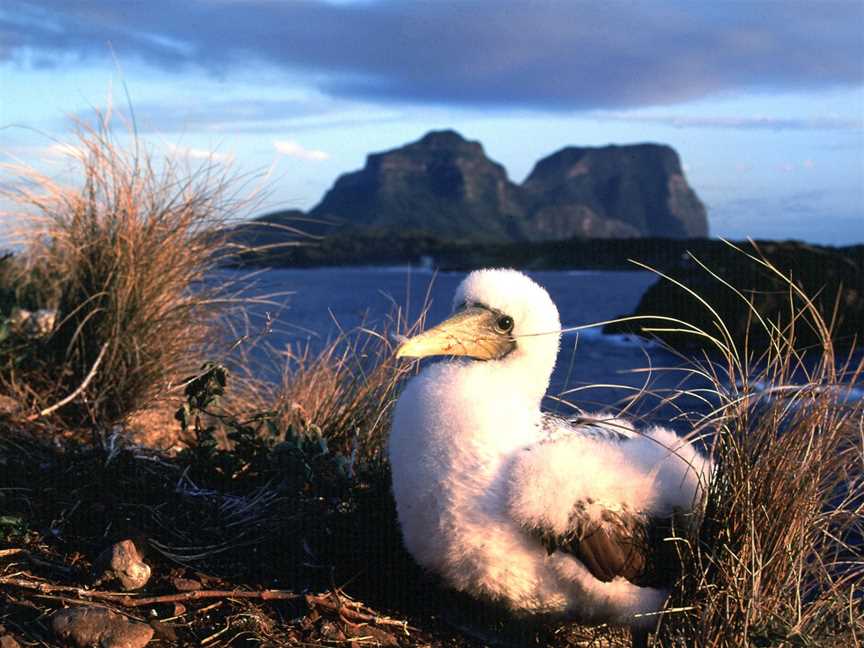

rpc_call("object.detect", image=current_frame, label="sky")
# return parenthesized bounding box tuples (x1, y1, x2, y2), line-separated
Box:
(1, 0, 863, 244)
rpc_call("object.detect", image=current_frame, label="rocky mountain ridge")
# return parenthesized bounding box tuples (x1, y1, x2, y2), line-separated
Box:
(309, 130, 526, 241)
(252, 130, 708, 244)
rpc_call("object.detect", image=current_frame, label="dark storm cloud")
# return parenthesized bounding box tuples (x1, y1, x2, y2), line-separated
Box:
(4, 0, 864, 111)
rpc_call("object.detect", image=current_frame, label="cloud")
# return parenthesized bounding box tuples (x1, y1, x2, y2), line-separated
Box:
(776, 160, 820, 174)
(45, 142, 85, 160)
(711, 190, 864, 245)
(166, 143, 234, 163)
(70, 98, 400, 135)
(3, 1, 863, 111)
(273, 139, 329, 161)
(86, 99, 327, 134)
(596, 114, 864, 131)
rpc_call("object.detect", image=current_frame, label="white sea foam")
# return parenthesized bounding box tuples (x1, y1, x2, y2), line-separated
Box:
(561, 325, 658, 349)
(736, 379, 864, 405)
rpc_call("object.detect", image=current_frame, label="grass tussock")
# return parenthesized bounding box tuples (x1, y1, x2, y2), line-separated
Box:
(646, 243, 864, 646)
(266, 315, 427, 463)
(0, 113, 249, 426)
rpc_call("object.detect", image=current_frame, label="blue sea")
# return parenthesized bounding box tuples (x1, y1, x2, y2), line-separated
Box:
(212, 266, 720, 426)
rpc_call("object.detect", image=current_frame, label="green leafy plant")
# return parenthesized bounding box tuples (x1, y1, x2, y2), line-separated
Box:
(175, 362, 354, 498)
(0, 514, 32, 543)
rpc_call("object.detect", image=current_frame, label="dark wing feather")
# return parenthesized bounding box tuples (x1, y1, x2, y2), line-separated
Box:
(527, 413, 686, 587)
(539, 412, 633, 442)
(531, 506, 680, 588)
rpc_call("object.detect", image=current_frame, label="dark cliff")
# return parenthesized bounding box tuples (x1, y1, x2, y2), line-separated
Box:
(309, 131, 525, 242)
(605, 241, 863, 351)
(522, 144, 708, 239)
(296, 131, 708, 243)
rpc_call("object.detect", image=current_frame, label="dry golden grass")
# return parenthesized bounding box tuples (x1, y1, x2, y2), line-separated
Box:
(0, 112, 254, 426)
(630, 244, 864, 647)
(229, 309, 429, 464)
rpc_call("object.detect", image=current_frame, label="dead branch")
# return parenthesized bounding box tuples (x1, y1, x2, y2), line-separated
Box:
(0, 549, 26, 558)
(305, 593, 413, 633)
(0, 576, 299, 607)
(26, 342, 109, 421)
(0, 576, 415, 637)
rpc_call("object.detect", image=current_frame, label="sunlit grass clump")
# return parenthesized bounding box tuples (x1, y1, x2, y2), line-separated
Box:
(0, 115, 244, 426)
(639, 248, 864, 647)
(266, 314, 427, 462)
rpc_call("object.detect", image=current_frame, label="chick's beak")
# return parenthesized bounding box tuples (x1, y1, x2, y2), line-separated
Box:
(396, 307, 514, 360)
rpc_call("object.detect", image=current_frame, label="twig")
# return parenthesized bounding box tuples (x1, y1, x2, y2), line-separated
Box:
(0, 548, 79, 576)
(200, 620, 233, 645)
(0, 577, 414, 635)
(0, 576, 299, 607)
(305, 593, 413, 633)
(117, 589, 301, 607)
(26, 342, 109, 420)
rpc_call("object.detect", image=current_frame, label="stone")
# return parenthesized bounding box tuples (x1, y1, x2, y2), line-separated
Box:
(0, 633, 21, 648)
(7, 307, 57, 337)
(308, 130, 526, 242)
(0, 394, 19, 415)
(171, 577, 201, 591)
(522, 144, 708, 239)
(51, 607, 153, 648)
(94, 540, 151, 591)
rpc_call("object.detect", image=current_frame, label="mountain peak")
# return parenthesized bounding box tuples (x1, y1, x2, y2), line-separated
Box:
(308, 130, 523, 241)
(523, 143, 707, 238)
(409, 129, 484, 155)
(295, 132, 708, 241)
(418, 129, 466, 144)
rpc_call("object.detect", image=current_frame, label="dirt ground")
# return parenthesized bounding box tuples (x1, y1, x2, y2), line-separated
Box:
(0, 424, 632, 647)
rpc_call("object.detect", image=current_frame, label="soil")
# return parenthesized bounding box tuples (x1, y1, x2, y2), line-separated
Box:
(0, 423, 630, 647)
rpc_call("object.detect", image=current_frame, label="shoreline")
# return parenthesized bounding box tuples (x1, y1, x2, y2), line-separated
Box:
(224, 233, 864, 272)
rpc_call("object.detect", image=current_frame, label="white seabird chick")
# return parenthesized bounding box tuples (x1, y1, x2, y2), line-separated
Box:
(388, 268, 711, 636)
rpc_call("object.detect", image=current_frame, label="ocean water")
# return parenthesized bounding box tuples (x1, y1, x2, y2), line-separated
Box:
(213, 266, 712, 425)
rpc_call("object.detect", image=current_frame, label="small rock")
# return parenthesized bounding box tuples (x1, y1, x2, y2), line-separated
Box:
(7, 308, 32, 331)
(51, 607, 153, 648)
(32, 309, 57, 335)
(171, 577, 201, 591)
(0, 394, 19, 415)
(94, 539, 151, 590)
(149, 621, 177, 642)
(344, 623, 398, 646)
(318, 621, 345, 641)
(8, 307, 56, 337)
(0, 634, 21, 648)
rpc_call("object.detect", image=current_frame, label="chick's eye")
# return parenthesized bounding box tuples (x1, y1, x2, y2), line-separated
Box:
(495, 315, 514, 333)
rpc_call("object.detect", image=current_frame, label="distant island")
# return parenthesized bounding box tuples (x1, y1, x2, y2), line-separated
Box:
(230, 130, 709, 267)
